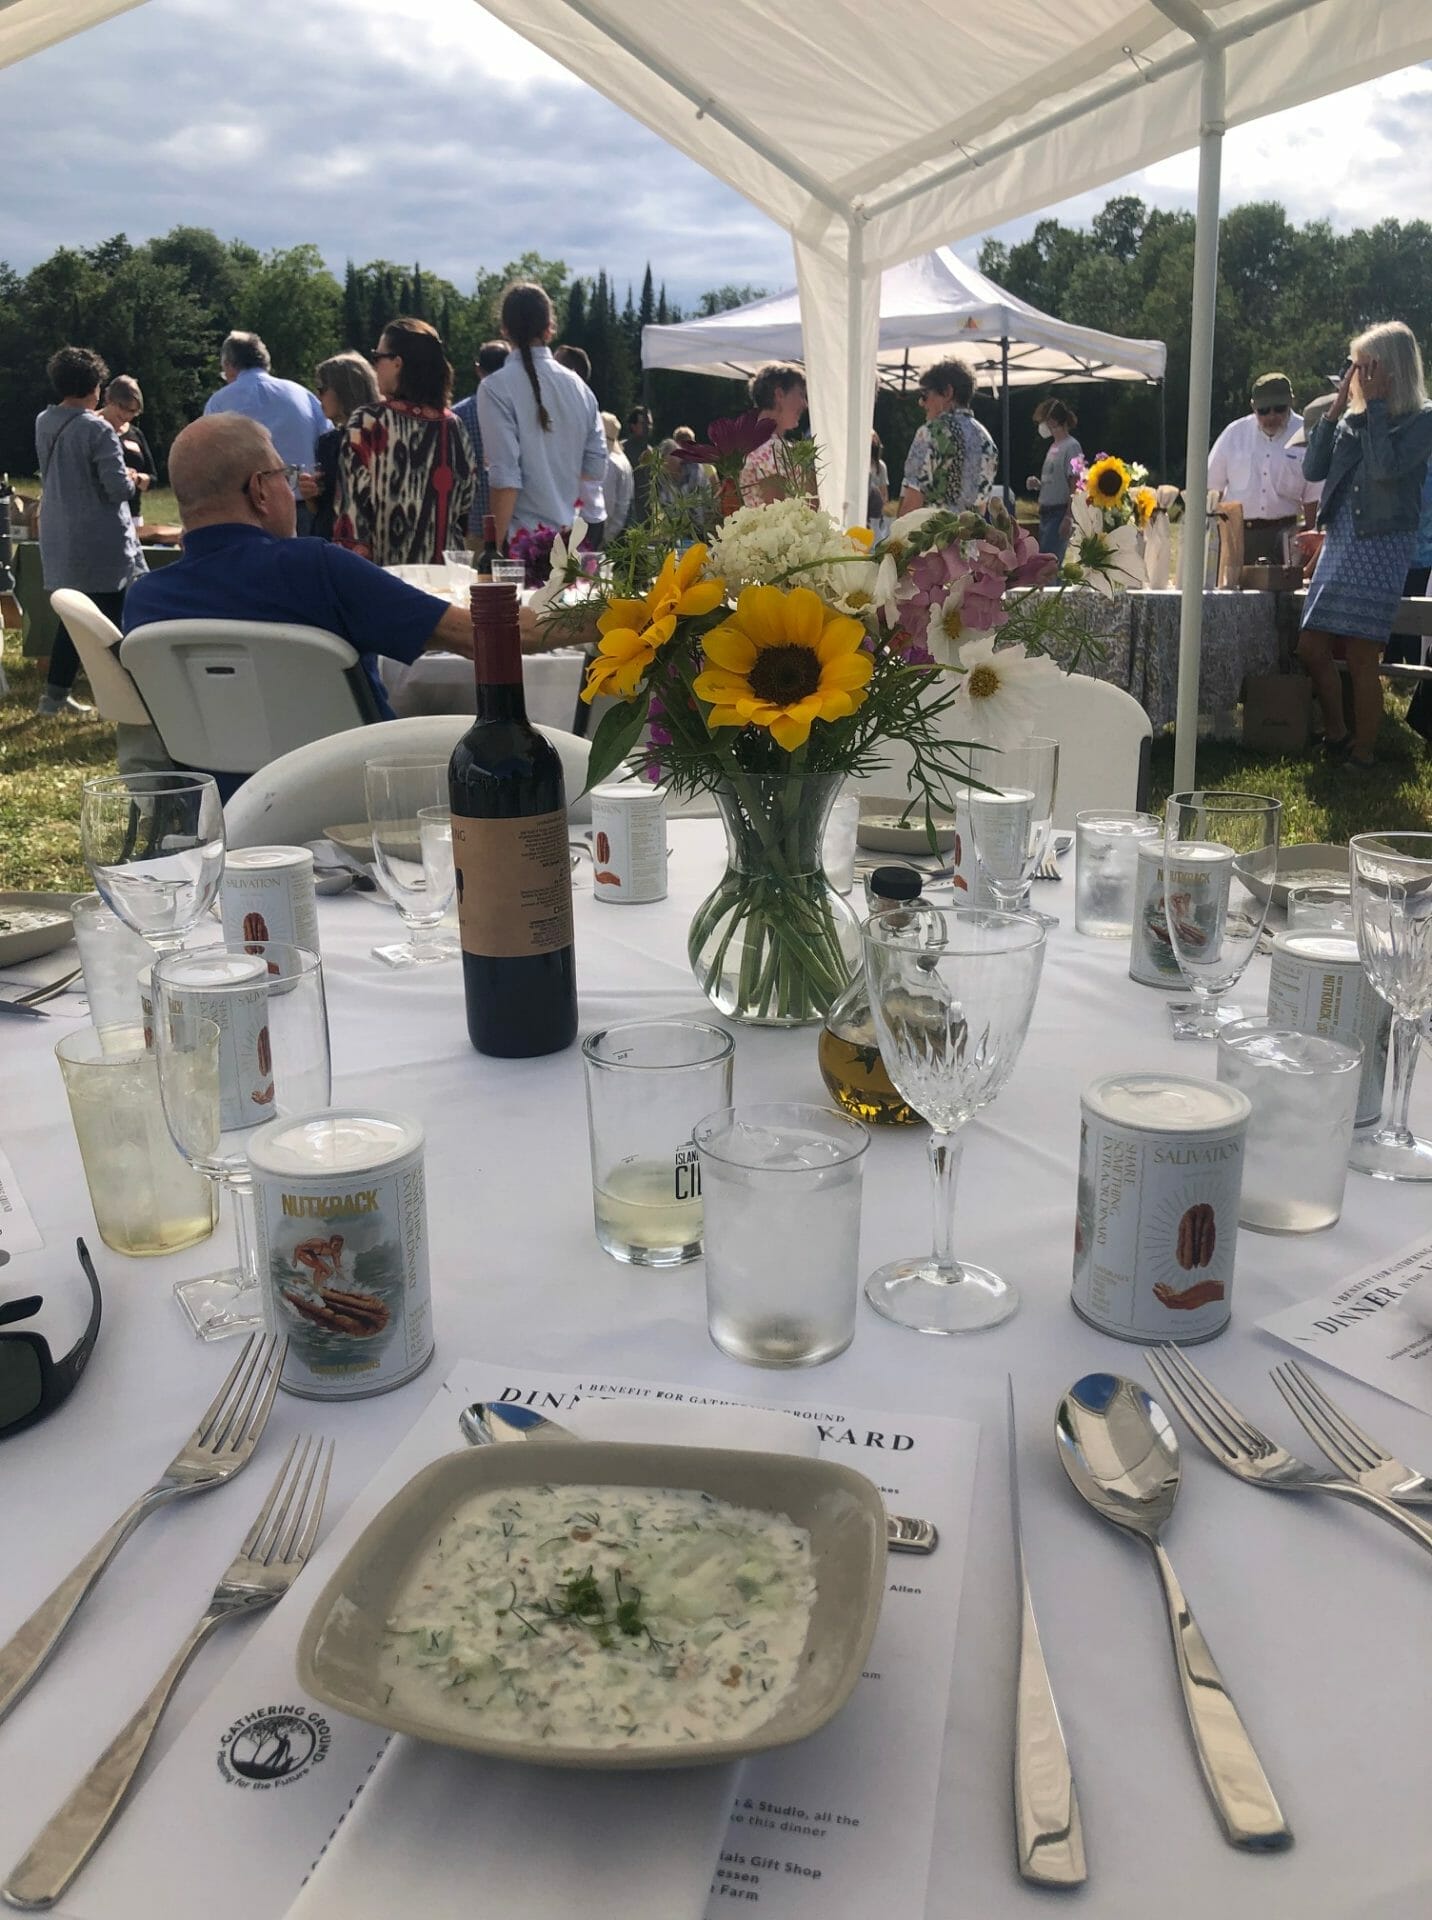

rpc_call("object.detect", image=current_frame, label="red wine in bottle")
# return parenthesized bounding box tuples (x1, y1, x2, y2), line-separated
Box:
(449, 582, 577, 1057)
(476, 513, 499, 578)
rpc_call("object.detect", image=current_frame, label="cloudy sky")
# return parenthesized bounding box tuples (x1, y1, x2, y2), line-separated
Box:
(2, 0, 1429, 306)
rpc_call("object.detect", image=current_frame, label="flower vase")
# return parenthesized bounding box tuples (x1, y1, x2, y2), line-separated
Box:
(688, 773, 862, 1027)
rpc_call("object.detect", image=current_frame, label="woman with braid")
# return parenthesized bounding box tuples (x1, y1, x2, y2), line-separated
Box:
(476, 281, 607, 550)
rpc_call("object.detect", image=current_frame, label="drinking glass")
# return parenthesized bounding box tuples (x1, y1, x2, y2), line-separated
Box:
(821, 789, 861, 895)
(1216, 1018, 1361, 1231)
(80, 772, 225, 953)
(491, 559, 526, 590)
(1286, 883, 1354, 933)
(963, 738, 1059, 927)
(863, 905, 1046, 1332)
(1074, 809, 1161, 938)
(583, 1020, 734, 1265)
(694, 1102, 869, 1366)
(55, 1023, 218, 1257)
(1162, 790, 1281, 1039)
(1349, 831, 1432, 1180)
(70, 894, 155, 1027)
(152, 942, 331, 1338)
(364, 762, 460, 967)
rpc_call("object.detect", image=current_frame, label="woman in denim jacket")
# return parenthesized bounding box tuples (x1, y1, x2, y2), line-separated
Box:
(1297, 320, 1432, 768)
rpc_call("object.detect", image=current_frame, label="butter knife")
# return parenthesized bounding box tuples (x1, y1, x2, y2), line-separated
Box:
(460, 1402, 939, 1555)
(1008, 1377, 1086, 1887)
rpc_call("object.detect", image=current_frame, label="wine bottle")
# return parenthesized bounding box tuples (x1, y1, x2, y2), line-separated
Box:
(475, 513, 499, 579)
(449, 583, 577, 1057)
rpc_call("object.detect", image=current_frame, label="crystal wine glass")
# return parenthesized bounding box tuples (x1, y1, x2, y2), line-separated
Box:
(963, 738, 1059, 926)
(80, 772, 225, 954)
(1349, 831, 1432, 1181)
(365, 761, 460, 967)
(1162, 790, 1281, 1039)
(863, 904, 1046, 1332)
(152, 941, 331, 1338)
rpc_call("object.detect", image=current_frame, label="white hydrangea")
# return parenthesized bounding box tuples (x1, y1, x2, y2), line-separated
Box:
(707, 499, 870, 605)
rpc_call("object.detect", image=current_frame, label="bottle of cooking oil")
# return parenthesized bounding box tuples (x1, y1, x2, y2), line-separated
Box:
(818, 865, 923, 1126)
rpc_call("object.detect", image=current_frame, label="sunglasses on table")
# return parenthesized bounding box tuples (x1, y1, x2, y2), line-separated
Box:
(0, 1238, 101, 1441)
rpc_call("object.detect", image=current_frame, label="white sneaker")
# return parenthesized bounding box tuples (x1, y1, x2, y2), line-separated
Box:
(36, 692, 94, 717)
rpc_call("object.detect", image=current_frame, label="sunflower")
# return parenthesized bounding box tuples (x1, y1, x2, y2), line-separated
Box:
(1085, 456, 1132, 510)
(1129, 484, 1159, 528)
(581, 543, 725, 703)
(692, 584, 873, 751)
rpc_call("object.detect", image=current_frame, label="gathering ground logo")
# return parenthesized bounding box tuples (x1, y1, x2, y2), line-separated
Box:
(217, 1706, 331, 1789)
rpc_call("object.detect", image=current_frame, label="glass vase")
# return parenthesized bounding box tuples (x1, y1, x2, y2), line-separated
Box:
(688, 772, 862, 1027)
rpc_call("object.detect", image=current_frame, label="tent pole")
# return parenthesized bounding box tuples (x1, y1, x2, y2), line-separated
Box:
(1000, 336, 1011, 508)
(845, 217, 868, 526)
(1158, 380, 1167, 482)
(1173, 48, 1225, 792)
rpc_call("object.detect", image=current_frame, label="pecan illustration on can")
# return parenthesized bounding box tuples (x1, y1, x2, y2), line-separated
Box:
(595, 830, 611, 865)
(1175, 1201, 1216, 1271)
(242, 909, 281, 973)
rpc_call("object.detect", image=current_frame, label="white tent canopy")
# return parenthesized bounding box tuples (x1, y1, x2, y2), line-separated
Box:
(641, 247, 1168, 394)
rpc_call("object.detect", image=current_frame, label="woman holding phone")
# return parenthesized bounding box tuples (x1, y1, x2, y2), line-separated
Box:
(1297, 321, 1432, 768)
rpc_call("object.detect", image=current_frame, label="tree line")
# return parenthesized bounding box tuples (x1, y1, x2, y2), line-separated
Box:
(3, 197, 1428, 492)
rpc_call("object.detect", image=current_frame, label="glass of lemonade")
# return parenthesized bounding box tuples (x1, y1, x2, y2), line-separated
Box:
(582, 1020, 735, 1266)
(55, 1023, 218, 1257)
(694, 1102, 870, 1367)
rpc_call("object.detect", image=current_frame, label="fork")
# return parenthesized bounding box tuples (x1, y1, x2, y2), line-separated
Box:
(1033, 833, 1073, 883)
(3, 1435, 332, 1912)
(0, 1334, 286, 1726)
(1146, 1344, 1432, 1559)
(1270, 1360, 1432, 1504)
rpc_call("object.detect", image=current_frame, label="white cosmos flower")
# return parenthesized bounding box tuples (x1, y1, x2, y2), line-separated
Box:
(835, 552, 900, 622)
(954, 636, 1064, 749)
(527, 513, 590, 615)
(1068, 497, 1142, 598)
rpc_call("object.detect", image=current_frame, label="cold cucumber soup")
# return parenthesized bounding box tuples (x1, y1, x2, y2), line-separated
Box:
(381, 1482, 817, 1749)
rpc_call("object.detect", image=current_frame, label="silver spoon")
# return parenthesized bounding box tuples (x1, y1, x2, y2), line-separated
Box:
(1055, 1372, 1292, 1853)
(458, 1402, 938, 1555)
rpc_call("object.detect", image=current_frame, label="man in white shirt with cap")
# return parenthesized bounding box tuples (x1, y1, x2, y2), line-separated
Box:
(1206, 371, 1320, 565)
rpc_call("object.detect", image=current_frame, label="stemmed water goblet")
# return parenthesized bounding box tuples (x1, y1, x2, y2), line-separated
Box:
(80, 772, 225, 954)
(364, 762, 459, 967)
(963, 738, 1059, 927)
(1349, 831, 1432, 1181)
(863, 904, 1046, 1333)
(1162, 790, 1281, 1039)
(151, 941, 331, 1338)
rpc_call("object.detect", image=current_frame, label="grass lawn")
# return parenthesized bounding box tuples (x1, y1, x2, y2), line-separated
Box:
(3, 616, 1431, 893)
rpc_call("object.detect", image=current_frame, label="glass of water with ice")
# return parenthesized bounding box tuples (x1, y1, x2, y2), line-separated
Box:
(583, 1020, 735, 1266)
(1074, 809, 1161, 938)
(694, 1102, 869, 1366)
(963, 738, 1059, 926)
(1216, 1019, 1361, 1231)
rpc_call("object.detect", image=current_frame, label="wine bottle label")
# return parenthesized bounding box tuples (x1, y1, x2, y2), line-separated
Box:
(452, 809, 575, 958)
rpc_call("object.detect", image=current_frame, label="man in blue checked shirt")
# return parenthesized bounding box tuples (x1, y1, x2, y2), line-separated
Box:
(452, 339, 508, 539)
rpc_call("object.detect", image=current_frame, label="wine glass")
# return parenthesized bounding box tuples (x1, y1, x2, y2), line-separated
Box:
(863, 904, 1046, 1332)
(1162, 790, 1281, 1039)
(364, 762, 460, 967)
(963, 738, 1059, 926)
(152, 942, 331, 1339)
(80, 772, 225, 953)
(1349, 831, 1432, 1181)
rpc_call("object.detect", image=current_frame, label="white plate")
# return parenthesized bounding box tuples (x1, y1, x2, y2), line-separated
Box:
(0, 891, 76, 967)
(856, 796, 959, 855)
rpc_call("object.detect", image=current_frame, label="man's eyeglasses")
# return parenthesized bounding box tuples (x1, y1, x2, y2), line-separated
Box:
(1255, 404, 1290, 417)
(243, 463, 302, 498)
(0, 1239, 101, 1441)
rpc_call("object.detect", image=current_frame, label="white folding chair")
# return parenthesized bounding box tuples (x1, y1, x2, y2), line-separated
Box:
(48, 587, 172, 773)
(119, 619, 383, 775)
(222, 714, 593, 847)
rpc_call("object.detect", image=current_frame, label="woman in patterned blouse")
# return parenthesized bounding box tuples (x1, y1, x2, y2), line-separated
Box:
(334, 317, 475, 566)
(739, 361, 811, 506)
(898, 358, 998, 517)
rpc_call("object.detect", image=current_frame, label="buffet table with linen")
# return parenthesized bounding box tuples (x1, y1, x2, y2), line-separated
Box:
(3, 823, 1431, 1919)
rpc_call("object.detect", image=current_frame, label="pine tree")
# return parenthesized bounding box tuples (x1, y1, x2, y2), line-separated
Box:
(342, 261, 365, 349)
(565, 278, 589, 355)
(412, 263, 424, 318)
(656, 283, 670, 325)
(638, 264, 655, 332)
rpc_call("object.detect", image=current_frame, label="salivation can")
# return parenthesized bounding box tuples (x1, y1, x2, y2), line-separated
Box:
(589, 782, 668, 904)
(1266, 931, 1390, 1128)
(247, 1108, 434, 1400)
(1072, 1072, 1251, 1344)
(1128, 839, 1233, 989)
(220, 846, 321, 958)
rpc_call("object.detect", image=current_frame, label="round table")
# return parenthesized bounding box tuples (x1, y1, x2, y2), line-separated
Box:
(3, 825, 1430, 1918)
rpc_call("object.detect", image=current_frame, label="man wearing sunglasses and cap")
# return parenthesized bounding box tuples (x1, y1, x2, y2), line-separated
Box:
(1206, 371, 1321, 567)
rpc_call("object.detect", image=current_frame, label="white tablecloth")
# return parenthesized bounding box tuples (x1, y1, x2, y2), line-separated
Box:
(4, 827, 1432, 1919)
(378, 649, 586, 731)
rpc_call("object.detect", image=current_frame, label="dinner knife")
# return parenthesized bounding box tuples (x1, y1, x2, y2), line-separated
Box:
(1008, 1377, 1086, 1887)
(459, 1402, 939, 1555)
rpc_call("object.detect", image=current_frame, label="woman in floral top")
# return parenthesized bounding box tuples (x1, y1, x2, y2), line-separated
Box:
(899, 358, 997, 516)
(739, 362, 811, 505)
(334, 317, 474, 565)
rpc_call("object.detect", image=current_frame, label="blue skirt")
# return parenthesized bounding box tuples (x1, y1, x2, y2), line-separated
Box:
(1302, 490, 1416, 646)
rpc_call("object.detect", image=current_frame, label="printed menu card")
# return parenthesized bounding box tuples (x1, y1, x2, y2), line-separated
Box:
(54, 1359, 979, 1920)
(1258, 1233, 1432, 1415)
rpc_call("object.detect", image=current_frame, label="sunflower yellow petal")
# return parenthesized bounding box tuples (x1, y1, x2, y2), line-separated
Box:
(675, 580, 726, 617)
(814, 614, 868, 663)
(598, 599, 651, 636)
(692, 666, 750, 701)
(819, 651, 874, 692)
(704, 705, 747, 730)
(733, 584, 788, 649)
(768, 709, 814, 751)
(701, 625, 758, 673)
